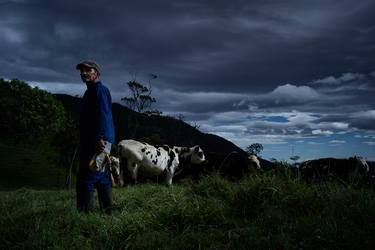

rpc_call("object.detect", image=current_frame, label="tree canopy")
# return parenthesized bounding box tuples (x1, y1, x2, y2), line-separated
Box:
(246, 143, 264, 156)
(121, 80, 156, 113)
(0, 78, 66, 142)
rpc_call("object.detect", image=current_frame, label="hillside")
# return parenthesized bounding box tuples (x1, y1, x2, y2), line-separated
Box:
(55, 94, 245, 154)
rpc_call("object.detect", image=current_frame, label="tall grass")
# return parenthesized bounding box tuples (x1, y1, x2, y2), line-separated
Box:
(1, 172, 375, 249)
(0, 140, 65, 190)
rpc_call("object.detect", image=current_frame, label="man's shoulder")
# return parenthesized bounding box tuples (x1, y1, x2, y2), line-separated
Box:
(95, 82, 112, 102)
(95, 82, 110, 94)
(98, 81, 110, 90)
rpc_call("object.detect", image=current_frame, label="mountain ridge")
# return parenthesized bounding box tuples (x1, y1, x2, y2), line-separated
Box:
(55, 94, 246, 155)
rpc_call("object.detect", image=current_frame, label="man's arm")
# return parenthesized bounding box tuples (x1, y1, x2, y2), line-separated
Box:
(95, 86, 115, 152)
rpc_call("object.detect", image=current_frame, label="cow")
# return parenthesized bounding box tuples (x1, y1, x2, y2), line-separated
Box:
(300, 156, 369, 183)
(118, 139, 180, 185)
(219, 152, 260, 179)
(173, 145, 207, 165)
(172, 145, 207, 182)
(248, 155, 261, 170)
(198, 151, 261, 180)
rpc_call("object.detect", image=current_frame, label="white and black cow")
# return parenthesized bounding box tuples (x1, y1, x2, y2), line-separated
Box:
(118, 140, 208, 184)
(118, 139, 180, 185)
(171, 145, 207, 181)
(173, 145, 206, 165)
(300, 156, 369, 183)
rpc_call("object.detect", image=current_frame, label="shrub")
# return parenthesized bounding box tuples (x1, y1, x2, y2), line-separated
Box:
(0, 78, 66, 142)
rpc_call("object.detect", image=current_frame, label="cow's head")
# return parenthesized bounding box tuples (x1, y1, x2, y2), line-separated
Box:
(109, 156, 124, 187)
(191, 146, 206, 164)
(248, 155, 261, 170)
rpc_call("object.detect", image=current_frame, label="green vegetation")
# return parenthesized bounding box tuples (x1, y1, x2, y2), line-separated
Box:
(0, 78, 66, 142)
(0, 140, 65, 190)
(1, 173, 374, 249)
(0, 78, 76, 189)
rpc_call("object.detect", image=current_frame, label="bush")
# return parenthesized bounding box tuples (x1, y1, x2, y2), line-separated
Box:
(0, 78, 66, 142)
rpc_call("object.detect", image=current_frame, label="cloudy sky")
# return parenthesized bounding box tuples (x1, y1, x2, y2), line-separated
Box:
(1, 0, 375, 161)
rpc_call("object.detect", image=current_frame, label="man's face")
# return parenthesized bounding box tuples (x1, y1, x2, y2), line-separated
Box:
(80, 67, 99, 83)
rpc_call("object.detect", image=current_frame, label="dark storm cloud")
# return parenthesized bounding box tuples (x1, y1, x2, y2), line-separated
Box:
(1, 0, 375, 156)
(316, 111, 375, 131)
(158, 68, 375, 144)
(1, 0, 375, 93)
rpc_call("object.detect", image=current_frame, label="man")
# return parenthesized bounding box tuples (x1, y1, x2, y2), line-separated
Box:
(76, 60, 115, 214)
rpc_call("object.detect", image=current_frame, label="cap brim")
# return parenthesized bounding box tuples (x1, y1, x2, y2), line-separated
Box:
(76, 63, 91, 70)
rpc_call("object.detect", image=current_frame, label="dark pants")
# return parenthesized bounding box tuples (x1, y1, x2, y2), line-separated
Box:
(78, 143, 113, 214)
(76, 180, 112, 214)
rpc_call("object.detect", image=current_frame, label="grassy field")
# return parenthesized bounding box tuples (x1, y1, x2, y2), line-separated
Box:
(1, 140, 374, 249)
(0, 140, 65, 190)
(1, 172, 375, 250)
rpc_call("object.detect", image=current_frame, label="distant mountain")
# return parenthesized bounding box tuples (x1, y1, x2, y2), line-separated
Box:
(55, 94, 245, 155)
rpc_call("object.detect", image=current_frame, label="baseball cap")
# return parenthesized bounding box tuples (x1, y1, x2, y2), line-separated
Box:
(76, 60, 100, 73)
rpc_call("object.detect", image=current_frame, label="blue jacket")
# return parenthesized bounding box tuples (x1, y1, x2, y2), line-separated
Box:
(79, 81, 115, 181)
(80, 81, 115, 148)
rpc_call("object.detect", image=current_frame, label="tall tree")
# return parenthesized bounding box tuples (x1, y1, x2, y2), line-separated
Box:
(121, 81, 156, 113)
(121, 74, 160, 138)
(246, 143, 264, 156)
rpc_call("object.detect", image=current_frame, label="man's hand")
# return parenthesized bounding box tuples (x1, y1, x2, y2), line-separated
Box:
(96, 139, 106, 153)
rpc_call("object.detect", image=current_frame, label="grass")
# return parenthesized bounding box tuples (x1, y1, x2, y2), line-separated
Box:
(1, 172, 375, 250)
(0, 140, 65, 190)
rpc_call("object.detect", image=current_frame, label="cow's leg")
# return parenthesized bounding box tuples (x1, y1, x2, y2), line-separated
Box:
(133, 163, 140, 184)
(127, 161, 140, 184)
(165, 171, 173, 185)
(120, 157, 129, 185)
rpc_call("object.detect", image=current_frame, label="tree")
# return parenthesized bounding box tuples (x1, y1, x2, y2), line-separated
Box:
(121, 74, 161, 138)
(121, 81, 156, 113)
(0, 78, 66, 142)
(191, 121, 201, 130)
(175, 113, 185, 121)
(246, 143, 264, 156)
